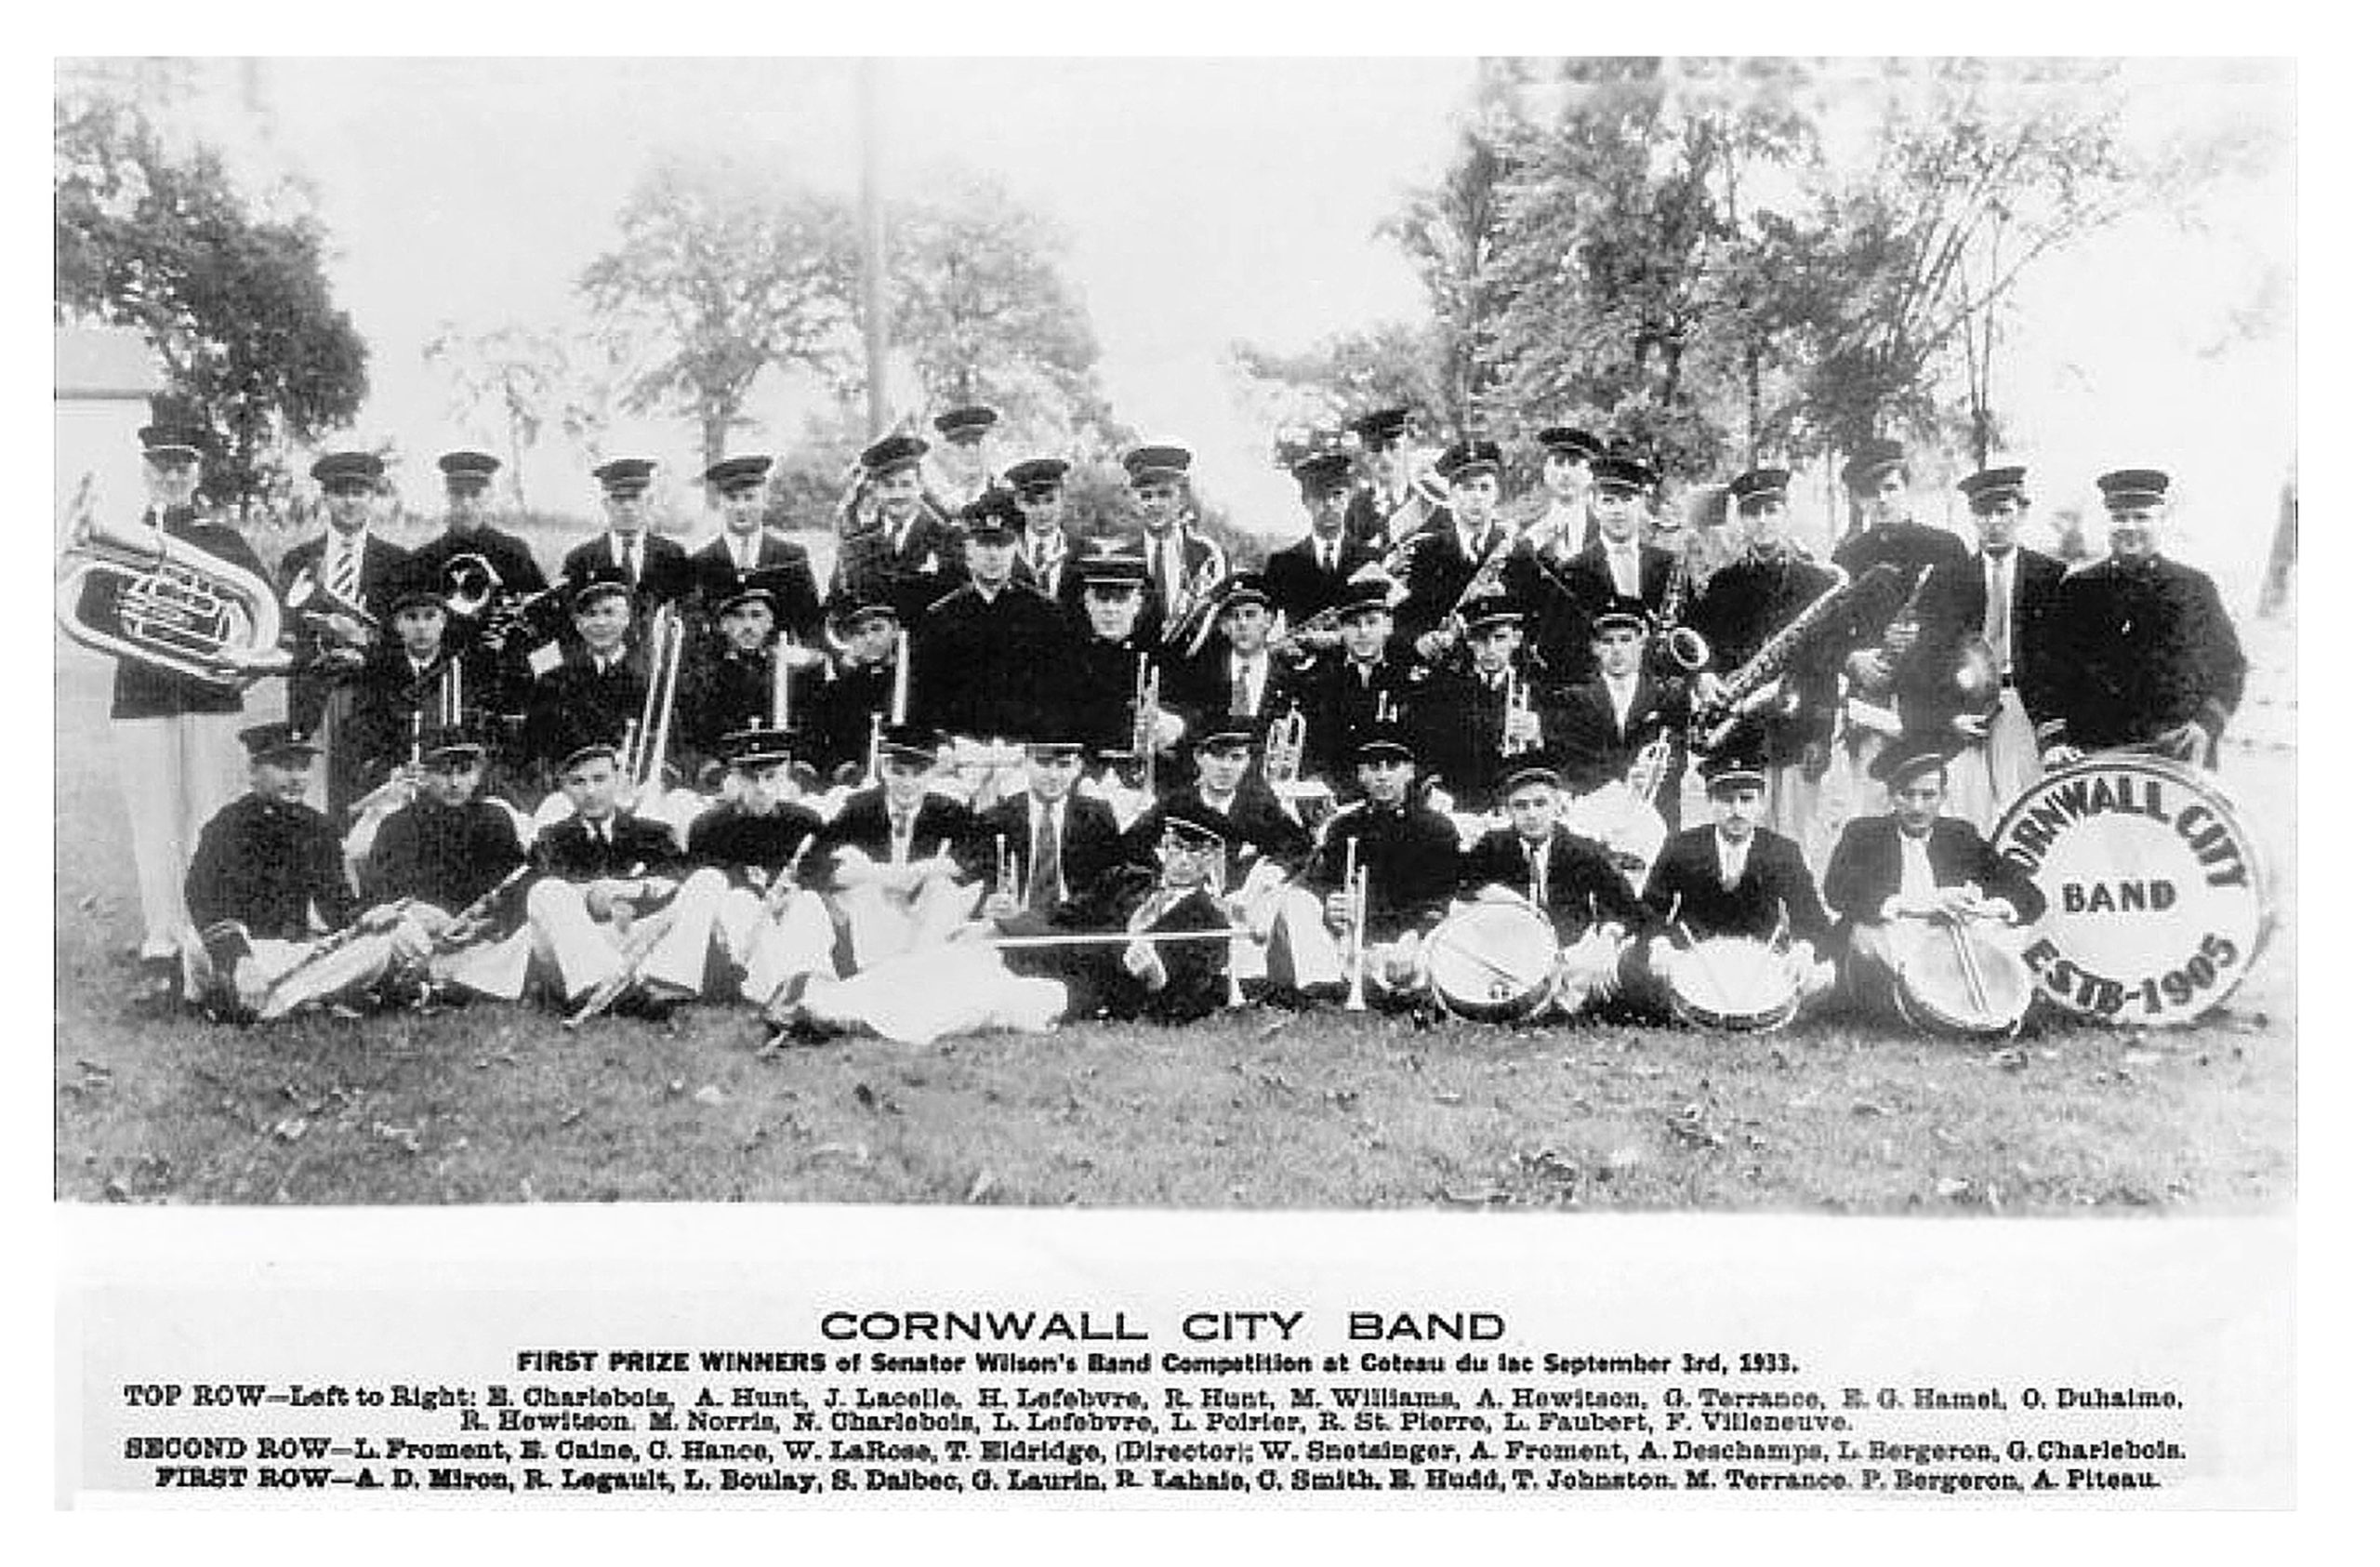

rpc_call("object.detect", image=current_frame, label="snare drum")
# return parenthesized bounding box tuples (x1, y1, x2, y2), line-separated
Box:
(1990, 755, 2274, 1027)
(1891, 917, 2035, 1039)
(1666, 936, 1801, 1033)
(1423, 902, 1562, 1022)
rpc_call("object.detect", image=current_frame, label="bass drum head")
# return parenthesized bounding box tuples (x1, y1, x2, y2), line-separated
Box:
(1425, 902, 1561, 1022)
(1667, 936, 1799, 1033)
(1990, 754, 2274, 1027)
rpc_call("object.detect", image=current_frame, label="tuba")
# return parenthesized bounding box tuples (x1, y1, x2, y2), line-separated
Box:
(56, 507, 290, 686)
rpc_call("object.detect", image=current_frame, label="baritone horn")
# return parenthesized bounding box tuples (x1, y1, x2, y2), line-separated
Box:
(55, 506, 290, 686)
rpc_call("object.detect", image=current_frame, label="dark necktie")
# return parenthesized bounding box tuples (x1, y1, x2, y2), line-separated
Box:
(1029, 805, 1062, 910)
(1233, 662, 1257, 717)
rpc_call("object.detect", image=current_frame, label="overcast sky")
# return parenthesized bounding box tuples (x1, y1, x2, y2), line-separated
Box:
(131, 57, 2293, 590)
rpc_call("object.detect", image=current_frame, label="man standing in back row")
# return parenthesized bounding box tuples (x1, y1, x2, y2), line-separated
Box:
(2037, 469, 2247, 769)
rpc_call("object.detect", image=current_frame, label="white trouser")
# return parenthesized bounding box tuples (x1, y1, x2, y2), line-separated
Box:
(831, 877, 983, 973)
(1943, 689, 2043, 831)
(525, 870, 727, 1003)
(790, 943, 1067, 1046)
(115, 709, 251, 959)
(1774, 753, 1847, 900)
(179, 926, 392, 1017)
(1266, 884, 1348, 990)
(713, 885, 838, 1003)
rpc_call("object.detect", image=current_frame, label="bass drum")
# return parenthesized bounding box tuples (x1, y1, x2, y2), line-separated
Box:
(1990, 754, 2274, 1027)
(1892, 920, 2035, 1039)
(1424, 902, 1562, 1022)
(1667, 936, 1800, 1033)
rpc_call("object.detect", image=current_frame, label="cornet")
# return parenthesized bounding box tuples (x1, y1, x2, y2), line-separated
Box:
(1498, 673, 1538, 758)
(1341, 840, 1372, 1013)
(1263, 706, 1307, 787)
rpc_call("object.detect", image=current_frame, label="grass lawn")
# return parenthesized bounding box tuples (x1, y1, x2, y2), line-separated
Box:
(53, 642, 2297, 1213)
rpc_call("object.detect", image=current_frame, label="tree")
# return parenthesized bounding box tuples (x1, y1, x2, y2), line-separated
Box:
(1382, 82, 1526, 439)
(55, 96, 370, 515)
(1482, 57, 1818, 479)
(881, 177, 1110, 441)
(420, 323, 575, 512)
(1777, 60, 2146, 465)
(1227, 322, 1446, 449)
(580, 152, 859, 468)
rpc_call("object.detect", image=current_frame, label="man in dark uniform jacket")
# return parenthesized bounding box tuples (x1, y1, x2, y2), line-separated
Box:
(1343, 407, 1436, 551)
(1007, 458, 1085, 609)
(88, 420, 278, 972)
(343, 569, 481, 807)
(1303, 724, 1462, 1003)
(1394, 439, 1514, 657)
(1458, 764, 1648, 944)
(522, 741, 719, 1008)
(1822, 738, 2046, 1015)
(1261, 450, 1381, 635)
(930, 404, 1001, 514)
(1301, 584, 1423, 795)
(1543, 609, 1693, 827)
(558, 458, 695, 631)
(1634, 744, 1835, 1010)
(1078, 810, 1236, 1024)
(977, 739, 1132, 926)
(813, 724, 985, 877)
(2037, 469, 2248, 769)
(1640, 743, 1831, 946)
(681, 583, 822, 785)
(1408, 595, 1544, 811)
(1170, 574, 1305, 739)
(1061, 550, 1166, 762)
(1121, 444, 1229, 649)
(1511, 450, 1682, 683)
(411, 449, 552, 726)
(181, 724, 365, 1015)
(1924, 464, 2069, 823)
(1688, 468, 1862, 848)
(829, 433, 967, 629)
(1831, 439, 1973, 759)
(362, 724, 528, 912)
(522, 572, 654, 790)
(687, 454, 826, 644)
(810, 602, 906, 779)
(911, 491, 1073, 742)
(279, 450, 416, 817)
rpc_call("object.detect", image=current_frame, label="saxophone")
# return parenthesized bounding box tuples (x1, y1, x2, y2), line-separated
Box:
(1649, 548, 1711, 676)
(1687, 564, 1902, 753)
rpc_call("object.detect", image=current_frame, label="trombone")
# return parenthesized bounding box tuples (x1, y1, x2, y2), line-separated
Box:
(624, 604, 685, 798)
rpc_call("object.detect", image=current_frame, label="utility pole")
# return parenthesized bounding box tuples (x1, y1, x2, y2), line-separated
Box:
(858, 59, 890, 435)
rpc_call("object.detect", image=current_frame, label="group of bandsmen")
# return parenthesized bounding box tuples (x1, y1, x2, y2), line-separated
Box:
(85, 402, 2248, 1040)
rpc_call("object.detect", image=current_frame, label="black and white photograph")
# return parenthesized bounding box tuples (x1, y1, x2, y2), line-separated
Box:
(50, 52, 2302, 1514)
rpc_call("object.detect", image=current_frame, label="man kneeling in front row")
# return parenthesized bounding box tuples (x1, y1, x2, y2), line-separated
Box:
(1821, 734, 2044, 1025)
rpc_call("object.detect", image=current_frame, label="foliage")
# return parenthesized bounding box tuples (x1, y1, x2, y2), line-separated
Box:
(579, 152, 858, 469)
(54, 97, 371, 515)
(419, 323, 574, 511)
(1230, 322, 1448, 448)
(881, 178, 1111, 441)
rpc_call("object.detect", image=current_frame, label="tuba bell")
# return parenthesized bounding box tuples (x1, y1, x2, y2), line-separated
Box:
(55, 508, 290, 686)
(440, 551, 501, 619)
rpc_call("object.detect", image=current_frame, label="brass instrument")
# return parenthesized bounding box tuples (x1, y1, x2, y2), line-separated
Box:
(1379, 467, 1453, 547)
(862, 627, 913, 782)
(284, 562, 382, 637)
(1130, 653, 1165, 780)
(430, 864, 536, 954)
(994, 832, 1022, 909)
(1341, 840, 1371, 1012)
(440, 551, 500, 618)
(1498, 672, 1537, 758)
(55, 506, 291, 686)
(1157, 539, 1230, 653)
(771, 631, 792, 729)
(1687, 563, 1899, 753)
(1263, 704, 1307, 787)
(1650, 549, 1711, 676)
(734, 836, 818, 967)
(625, 604, 686, 796)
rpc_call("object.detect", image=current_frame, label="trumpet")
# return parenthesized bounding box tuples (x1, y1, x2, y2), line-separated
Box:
(284, 562, 380, 637)
(994, 832, 1022, 909)
(1498, 673, 1538, 758)
(1341, 839, 1371, 1012)
(1130, 653, 1165, 779)
(1263, 705, 1306, 787)
(56, 506, 291, 685)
